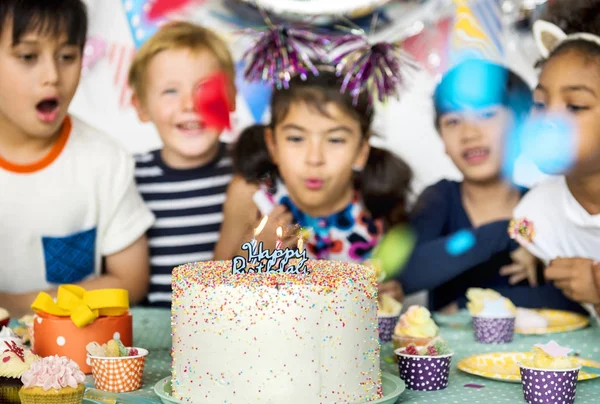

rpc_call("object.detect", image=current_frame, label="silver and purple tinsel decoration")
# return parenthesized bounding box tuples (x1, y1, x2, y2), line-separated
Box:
(330, 33, 417, 104)
(241, 22, 330, 89)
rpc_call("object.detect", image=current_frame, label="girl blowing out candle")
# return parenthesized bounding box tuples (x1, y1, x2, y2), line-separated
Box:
(213, 69, 412, 269)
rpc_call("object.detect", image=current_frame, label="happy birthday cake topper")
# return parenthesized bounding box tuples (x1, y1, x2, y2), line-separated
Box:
(232, 223, 309, 275)
(232, 242, 309, 275)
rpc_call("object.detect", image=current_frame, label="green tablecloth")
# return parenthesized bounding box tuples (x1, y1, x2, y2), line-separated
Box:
(88, 308, 600, 403)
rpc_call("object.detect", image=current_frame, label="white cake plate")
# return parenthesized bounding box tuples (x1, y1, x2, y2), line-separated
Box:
(154, 372, 405, 403)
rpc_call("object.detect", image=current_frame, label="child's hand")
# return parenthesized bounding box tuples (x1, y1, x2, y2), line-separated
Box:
(593, 262, 600, 304)
(378, 280, 404, 303)
(254, 205, 298, 251)
(500, 247, 538, 286)
(0, 291, 35, 318)
(545, 258, 600, 304)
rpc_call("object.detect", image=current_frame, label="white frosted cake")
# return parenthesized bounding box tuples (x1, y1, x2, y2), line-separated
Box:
(171, 260, 382, 403)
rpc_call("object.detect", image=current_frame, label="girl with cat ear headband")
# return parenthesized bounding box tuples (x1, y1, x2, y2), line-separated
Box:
(512, 17, 600, 317)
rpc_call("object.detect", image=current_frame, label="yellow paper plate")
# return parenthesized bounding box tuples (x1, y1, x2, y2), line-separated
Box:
(457, 352, 600, 383)
(515, 309, 589, 335)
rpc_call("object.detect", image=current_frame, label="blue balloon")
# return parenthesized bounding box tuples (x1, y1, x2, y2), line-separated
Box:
(446, 230, 476, 256)
(436, 59, 509, 112)
(520, 114, 577, 175)
(501, 124, 523, 183)
(235, 60, 272, 123)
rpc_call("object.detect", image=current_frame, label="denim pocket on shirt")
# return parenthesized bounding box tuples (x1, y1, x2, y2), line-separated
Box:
(42, 227, 96, 284)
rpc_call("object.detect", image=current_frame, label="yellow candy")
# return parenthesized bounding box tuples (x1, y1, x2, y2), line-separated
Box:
(105, 340, 120, 357)
(86, 342, 104, 357)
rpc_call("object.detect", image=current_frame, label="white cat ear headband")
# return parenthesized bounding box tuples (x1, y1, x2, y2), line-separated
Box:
(533, 20, 600, 58)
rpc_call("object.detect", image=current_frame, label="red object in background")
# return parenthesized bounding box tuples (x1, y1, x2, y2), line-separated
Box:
(402, 16, 452, 77)
(0, 317, 9, 328)
(146, 0, 194, 20)
(194, 72, 232, 132)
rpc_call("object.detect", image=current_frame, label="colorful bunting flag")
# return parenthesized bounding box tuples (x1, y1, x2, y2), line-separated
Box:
(107, 42, 136, 108)
(82, 37, 107, 76)
(235, 60, 272, 123)
(120, 0, 164, 49)
(450, 0, 503, 65)
(402, 17, 453, 77)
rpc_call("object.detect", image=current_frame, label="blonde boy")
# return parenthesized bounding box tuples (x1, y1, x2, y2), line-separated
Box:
(129, 22, 236, 307)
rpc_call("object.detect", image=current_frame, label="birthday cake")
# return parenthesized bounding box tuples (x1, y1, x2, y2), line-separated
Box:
(171, 260, 381, 403)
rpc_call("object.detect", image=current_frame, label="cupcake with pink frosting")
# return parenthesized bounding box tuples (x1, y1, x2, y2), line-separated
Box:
(18, 355, 86, 404)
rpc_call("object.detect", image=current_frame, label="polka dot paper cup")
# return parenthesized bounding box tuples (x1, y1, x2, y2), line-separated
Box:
(87, 348, 148, 393)
(377, 314, 399, 343)
(394, 348, 453, 391)
(519, 363, 580, 404)
(472, 315, 515, 344)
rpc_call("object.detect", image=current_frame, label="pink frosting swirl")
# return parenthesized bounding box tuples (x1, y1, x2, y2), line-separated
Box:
(21, 355, 85, 390)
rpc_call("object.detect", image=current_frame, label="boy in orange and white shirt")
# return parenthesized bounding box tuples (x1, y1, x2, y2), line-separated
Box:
(0, 0, 154, 316)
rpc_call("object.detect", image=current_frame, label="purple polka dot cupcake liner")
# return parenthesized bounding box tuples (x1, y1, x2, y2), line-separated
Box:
(394, 349, 453, 391)
(472, 316, 515, 344)
(519, 365, 580, 404)
(377, 314, 399, 343)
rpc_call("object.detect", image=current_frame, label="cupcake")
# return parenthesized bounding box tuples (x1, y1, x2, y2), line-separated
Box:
(467, 288, 516, 344)
(392, 306, 439, 350)
(377, 295, 402, 343)
(395, 338, 453, 391)
(19, 355, 86, 404)
(0, 308, 9, 328)
(518, 341, 580, 404)
(0, 326, 38, 403)
(87, 338, 148, 393)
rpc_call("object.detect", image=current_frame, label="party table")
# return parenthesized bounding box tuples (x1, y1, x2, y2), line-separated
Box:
(82, 307, 600, 403)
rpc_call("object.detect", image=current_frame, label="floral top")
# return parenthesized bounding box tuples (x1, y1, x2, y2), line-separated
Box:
(253, 181, 383, 263)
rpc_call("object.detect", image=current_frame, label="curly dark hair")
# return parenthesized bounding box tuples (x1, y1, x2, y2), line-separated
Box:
(538, 0, 600, 66)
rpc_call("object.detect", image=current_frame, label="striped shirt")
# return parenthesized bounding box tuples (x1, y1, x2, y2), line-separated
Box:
(135, 144, 233, 307)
